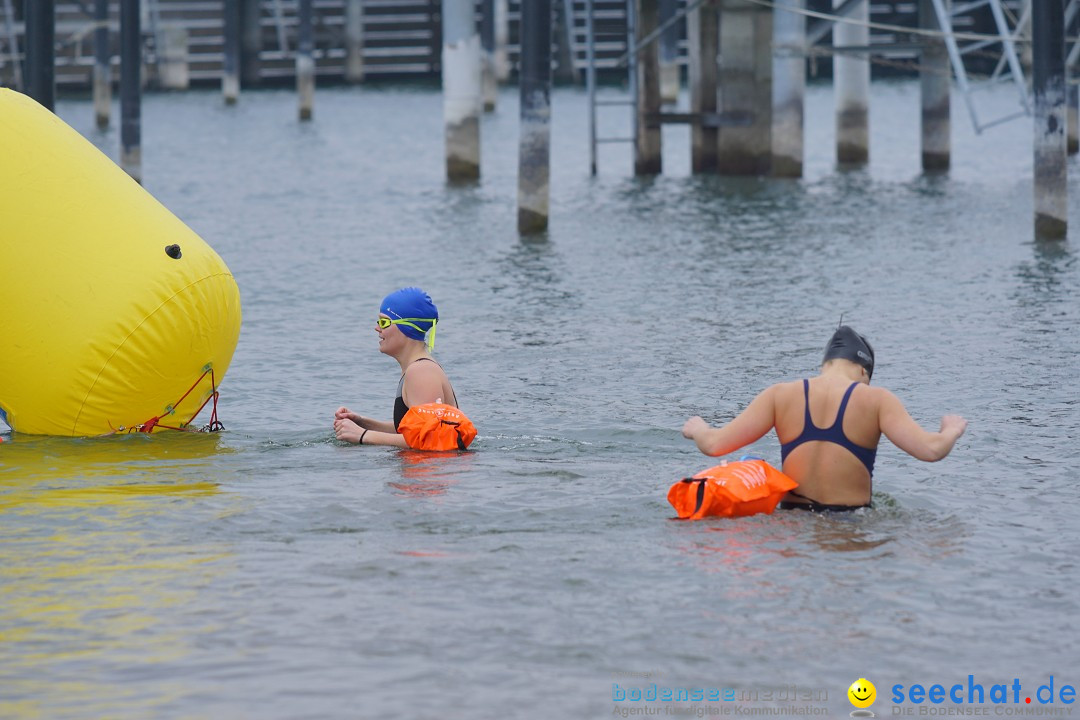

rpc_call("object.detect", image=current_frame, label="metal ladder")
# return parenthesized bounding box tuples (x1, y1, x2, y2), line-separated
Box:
(586, 0, 638, 175)
(932, 0, 1031, 133)
(582, 0, 756, 174)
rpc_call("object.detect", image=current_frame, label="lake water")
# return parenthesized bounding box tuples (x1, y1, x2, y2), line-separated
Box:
(1, 79, 1078, 719)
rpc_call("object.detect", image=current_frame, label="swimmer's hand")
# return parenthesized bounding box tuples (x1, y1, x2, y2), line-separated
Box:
(335, 406, 363, 424)
(682, 416, 709, 440)
(940, 414, 968, 439)
(334, 416, 365, 444)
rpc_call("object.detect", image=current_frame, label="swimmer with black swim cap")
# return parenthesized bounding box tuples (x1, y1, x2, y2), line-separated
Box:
(682, 323, 967, 511)
(823, 325, 875, 380)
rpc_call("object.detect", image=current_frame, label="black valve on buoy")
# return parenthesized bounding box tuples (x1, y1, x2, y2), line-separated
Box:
(165, 244, 182, 259)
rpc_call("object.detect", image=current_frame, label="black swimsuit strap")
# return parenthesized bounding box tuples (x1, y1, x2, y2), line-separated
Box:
(782, 490, 871, 512)
(399, 356, 437, 377)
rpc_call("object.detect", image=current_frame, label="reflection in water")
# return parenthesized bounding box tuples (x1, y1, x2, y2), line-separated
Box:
(668, 506, 970, 664)
(489, 236, 576, 347)
(387, 448, 475, 496)
(1015, 239, 1074, 301)
(671, 503, 966, 571)
(0, 433, 234, 719)
(0, 479, 218, 511)
(1, 433, 228, 508)
(1001, 239, 1078, 439)
(671, 511, 883, 572)
(474, 236, 579, 436)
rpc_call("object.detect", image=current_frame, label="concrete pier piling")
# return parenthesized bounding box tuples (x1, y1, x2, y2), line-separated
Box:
(1067, 4, 1078, 155)
(687, 0, 718, 173)
(495, 0, 510, 82)
(517, 0, 553, 233)
(3, 0, 21, 91)
(919, 0, 949, 171)
(834, 0, 869, 165)
(587, 0, 597, 175)
(223, 0, 241, 103)
(120, 0, 141, 182)
(1032, 0, 1067, 240)
(442, 0, 482, 181)
(634, 0, 662, 175)
(159, 25, 190, 90)
(481, 0, 497, 111)
(1070, 81, 1079, 155)
(94, 0, 111, 127)
(24, 0, 55, 111)
(717, 0, 772, 175)
(771, 0, 805, 178)
(241, 0, 262, 88)
(297, 0, 315, 120)
(1070, 72, 1079, 156)
(345, 0, 365, 83)
(555, 0, 579, 84)
(659, 0, 680, 105)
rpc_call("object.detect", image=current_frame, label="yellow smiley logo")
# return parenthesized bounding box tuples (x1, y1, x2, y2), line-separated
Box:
(848, 678, 877, 708)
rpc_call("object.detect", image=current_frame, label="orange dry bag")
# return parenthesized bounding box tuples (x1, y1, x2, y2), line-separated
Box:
(667, 459, 798, 519)
(397, 403, 477, 451)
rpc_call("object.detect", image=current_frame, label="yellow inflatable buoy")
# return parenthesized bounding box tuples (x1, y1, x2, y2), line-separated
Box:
(0, 89, 241, 436)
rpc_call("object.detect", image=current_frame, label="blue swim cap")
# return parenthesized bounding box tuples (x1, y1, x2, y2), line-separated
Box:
(380, 287, 439, 343)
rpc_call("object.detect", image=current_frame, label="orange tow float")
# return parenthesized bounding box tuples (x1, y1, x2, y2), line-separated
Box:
(668, 459, 798, 519)
(397, 403, 477, 451)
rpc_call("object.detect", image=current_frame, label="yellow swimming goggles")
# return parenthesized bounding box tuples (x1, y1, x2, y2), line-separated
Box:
(376, 316, 438, 351)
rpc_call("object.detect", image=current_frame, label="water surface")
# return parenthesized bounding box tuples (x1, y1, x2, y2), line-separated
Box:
(1, 80, 1078, 719)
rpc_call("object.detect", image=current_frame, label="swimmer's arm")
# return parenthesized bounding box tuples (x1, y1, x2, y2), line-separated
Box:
(333, 416, 409, 447)
(682, 386, 777, 457)
(367, 419, 398, 433)
(878, 390, 967, 461)
(354, 429, 410, 448)
(335, 407, 395, 433)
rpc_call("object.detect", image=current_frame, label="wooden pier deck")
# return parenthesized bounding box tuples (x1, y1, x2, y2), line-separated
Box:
(0, 0, 1006, 91)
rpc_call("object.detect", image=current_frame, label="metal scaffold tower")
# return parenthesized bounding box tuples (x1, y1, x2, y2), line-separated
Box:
(799, 0, 1041, 134)
(1069, 0, 1080, 68)
(931, 0, 1031, 133)
(580, 0, 1080, 167)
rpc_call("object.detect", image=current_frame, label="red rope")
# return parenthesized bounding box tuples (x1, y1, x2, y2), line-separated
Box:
(128, 367, 224, 434)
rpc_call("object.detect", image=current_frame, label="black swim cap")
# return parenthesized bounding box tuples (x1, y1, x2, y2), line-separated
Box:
(822, 325, 875, 379)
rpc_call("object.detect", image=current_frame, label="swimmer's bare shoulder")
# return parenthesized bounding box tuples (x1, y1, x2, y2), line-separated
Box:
(768, 379, 810, 427)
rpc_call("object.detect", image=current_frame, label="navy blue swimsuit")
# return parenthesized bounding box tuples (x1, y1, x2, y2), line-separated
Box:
(780, 379, 877, 475)
(778, 380, 877, 511)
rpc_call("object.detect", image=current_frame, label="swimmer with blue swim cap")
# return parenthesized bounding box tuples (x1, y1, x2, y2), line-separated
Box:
(682, 323, 967, 511)
(334, 287, 460, 448)
(379, 287, 440, 351)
